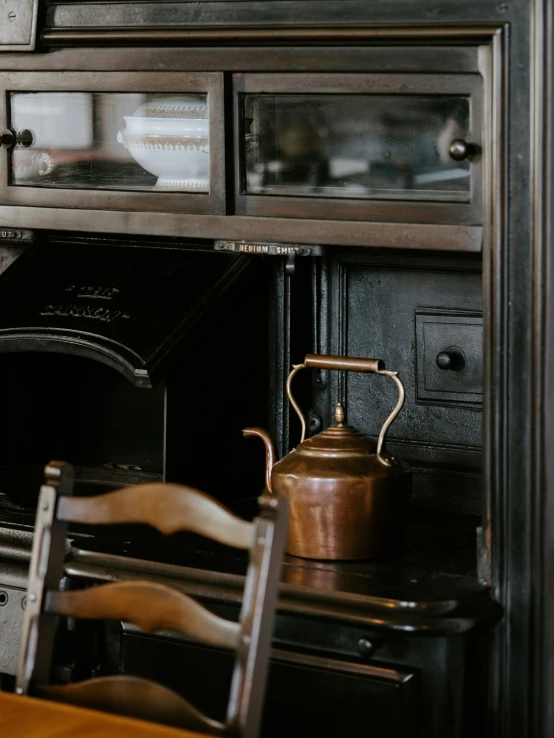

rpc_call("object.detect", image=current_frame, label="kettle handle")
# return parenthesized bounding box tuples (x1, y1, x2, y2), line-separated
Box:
(286, 354, 405, 468)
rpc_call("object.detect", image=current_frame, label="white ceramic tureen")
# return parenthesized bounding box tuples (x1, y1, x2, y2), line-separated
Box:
(117, 96, 209, 191)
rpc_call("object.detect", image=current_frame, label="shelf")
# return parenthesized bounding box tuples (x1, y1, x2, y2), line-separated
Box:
(66, 504, 480, 602)
(64, 512, 499, 634)
(0, 465, 500, 634)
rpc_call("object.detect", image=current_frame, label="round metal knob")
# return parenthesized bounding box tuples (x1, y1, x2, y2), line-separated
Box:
(448, 139, 476, 162)
(357, 636, 387, 659)
(16, 129, 34, 147)
(436, 346, 466, 371)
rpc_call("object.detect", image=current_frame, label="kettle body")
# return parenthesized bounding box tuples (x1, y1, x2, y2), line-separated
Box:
(244, 354, 412, 561)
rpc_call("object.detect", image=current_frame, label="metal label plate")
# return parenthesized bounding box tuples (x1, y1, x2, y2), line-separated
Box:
(0, 0, 38, 50)
(214, 240, 324, 257)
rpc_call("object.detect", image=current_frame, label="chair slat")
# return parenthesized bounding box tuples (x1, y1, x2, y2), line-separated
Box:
(37, 676, 226, 735)
(57, 483, 255, 549)
(46, 581, 241, 650)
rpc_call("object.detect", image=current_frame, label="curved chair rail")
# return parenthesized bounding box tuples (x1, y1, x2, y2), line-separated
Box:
(57, 483, 255, 549)
(46, 581, 241, 650)
(38, 676, 226, 735)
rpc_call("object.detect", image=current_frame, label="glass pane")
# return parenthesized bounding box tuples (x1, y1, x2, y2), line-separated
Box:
(10, 92, 210, 193)
(242, 94, 470, 202)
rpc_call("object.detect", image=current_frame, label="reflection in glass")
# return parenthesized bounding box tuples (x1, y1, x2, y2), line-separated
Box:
(10, 92, 210, 192)
(242, 95, 470, 202)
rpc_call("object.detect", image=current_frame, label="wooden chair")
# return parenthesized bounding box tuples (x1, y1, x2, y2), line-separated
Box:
(16, 461, 288, 738)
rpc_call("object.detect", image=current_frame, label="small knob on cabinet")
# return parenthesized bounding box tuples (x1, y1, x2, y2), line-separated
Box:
(448, 139, 476, 162)
(16, 129, 34, 147)
(436, 346, 466, 371)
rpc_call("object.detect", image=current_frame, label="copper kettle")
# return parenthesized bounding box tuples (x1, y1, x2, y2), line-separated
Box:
(243, 354, 411, 560)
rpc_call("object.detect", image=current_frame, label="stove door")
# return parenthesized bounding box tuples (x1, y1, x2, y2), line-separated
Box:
(0, 241, 248, 386)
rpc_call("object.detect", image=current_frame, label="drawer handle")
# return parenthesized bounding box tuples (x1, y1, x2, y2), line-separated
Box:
(357, 636, 387, 658)
(448, 138, 477, 162)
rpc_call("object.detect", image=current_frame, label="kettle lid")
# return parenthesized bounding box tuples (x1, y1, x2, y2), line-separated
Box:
(296, 403, 377, 457)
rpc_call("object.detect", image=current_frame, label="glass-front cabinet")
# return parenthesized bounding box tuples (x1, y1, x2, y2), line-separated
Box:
(234, 73, 483, 223)
(0, 65, 484, 226)
(0, 72, 225, 213)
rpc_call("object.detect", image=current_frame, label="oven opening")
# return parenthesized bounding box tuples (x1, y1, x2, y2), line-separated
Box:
(0, 240, 275, 570)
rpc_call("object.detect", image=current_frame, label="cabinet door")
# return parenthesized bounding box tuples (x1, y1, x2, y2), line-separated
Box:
(234, 73, 483, 224)
(0, 72, 225, 213)
(123, 634, 421, 738)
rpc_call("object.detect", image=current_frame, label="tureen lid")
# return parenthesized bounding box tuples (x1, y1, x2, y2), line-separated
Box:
(132, 96, 208, 119)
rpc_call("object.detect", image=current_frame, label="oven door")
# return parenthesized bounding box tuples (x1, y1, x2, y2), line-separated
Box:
(0, 71, 225, 214)
(234, 72, 483, 225)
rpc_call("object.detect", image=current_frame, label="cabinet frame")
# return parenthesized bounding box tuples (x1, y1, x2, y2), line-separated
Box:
(0, 71, 226, 214)
(233, 72, 483, 225)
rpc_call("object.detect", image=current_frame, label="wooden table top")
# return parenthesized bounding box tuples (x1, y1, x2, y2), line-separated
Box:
(0, 691, 212, 738)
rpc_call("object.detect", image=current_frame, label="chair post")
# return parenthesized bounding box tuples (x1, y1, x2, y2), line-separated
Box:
(226, 492, 289, 738)
(16, 462, 74, 695)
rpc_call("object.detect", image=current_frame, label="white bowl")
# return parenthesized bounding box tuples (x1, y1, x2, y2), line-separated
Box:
(117, 96, 210, 191)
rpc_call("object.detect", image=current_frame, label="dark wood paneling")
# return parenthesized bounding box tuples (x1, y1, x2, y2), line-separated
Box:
(0, 47, 483, 72)
(0, 209, 482, 251)
(43, 2, 512, 31)
(531, 1, 554, 737)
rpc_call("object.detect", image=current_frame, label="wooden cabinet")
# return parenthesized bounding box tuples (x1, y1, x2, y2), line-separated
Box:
(0, 46, 490, 251)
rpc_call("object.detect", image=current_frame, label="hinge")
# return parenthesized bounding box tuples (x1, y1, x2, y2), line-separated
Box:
(476, 525, 492, 586)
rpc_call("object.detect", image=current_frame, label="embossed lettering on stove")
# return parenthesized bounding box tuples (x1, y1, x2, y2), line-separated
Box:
(39, 304, 130, 323)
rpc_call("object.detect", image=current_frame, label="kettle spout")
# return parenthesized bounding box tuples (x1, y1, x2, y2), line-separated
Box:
(242, 427, 276, 494)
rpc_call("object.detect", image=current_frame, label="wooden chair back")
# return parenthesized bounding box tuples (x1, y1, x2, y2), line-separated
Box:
(16, 461, 288, 738)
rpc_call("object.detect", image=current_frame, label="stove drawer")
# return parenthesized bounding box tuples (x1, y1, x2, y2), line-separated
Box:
(123, 632, 421, 738)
